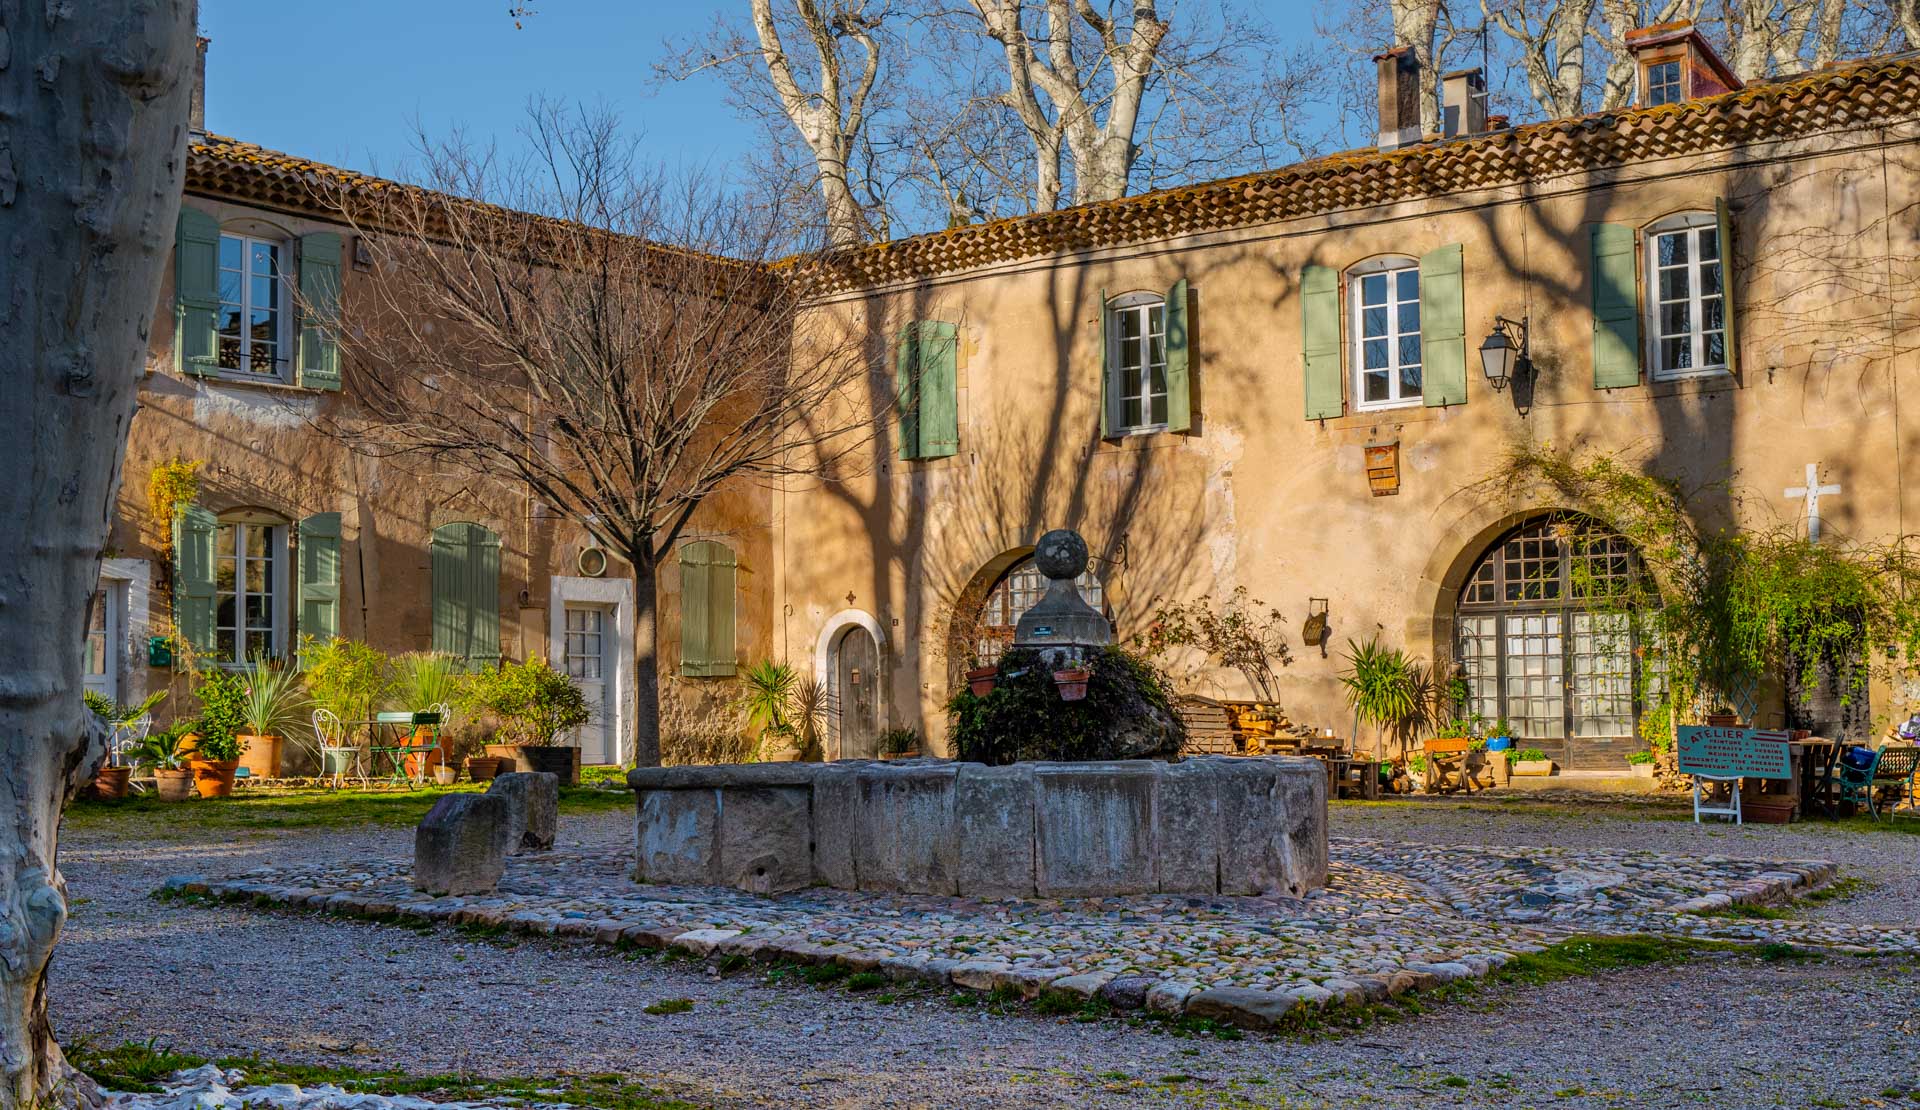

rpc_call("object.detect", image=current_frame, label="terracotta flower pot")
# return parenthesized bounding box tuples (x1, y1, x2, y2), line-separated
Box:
(465, 756, 504, 782)
(93, 766, 132, 800)
(1052, 668, 1091, 702)
(877, 749, 921, 762)
(154, 768, 196, 802)
(237, 734, 282, 779)
(188, 758, 239, 799)
(486, 743, 578, 785)
(965, 665, 998, 698)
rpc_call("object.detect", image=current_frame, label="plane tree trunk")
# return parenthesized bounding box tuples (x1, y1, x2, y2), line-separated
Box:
(0, 1, 196, 1103)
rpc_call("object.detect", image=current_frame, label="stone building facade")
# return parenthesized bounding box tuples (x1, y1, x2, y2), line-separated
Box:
(773, 29, 1920, 766)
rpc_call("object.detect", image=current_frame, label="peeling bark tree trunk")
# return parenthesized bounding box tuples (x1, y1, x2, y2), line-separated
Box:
(0, 1, 196, 1104)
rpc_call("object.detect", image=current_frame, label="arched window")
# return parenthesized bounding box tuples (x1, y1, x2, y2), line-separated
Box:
(1643, 212, 1726, 380)
(973, 556, 1107, 664)
(1454, 516, 1645, 766)
(1349, 256, 1422, 409)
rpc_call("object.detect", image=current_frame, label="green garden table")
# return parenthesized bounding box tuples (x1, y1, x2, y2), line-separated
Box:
(370, 711, 441, 788)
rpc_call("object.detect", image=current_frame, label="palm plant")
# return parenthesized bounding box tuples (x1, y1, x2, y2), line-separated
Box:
(735, 660, 798, 758)
(394, 651, 464, 722)
(789, 677, 827, 761)
(126, 727, 189, 773)
(239, 654, 309, 739)
(84, 689, 167, 725)
(1337, 637, 1436, 760)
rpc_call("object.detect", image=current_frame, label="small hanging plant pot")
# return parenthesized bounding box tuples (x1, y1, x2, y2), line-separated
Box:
(1052, 668, 1092, 702)
(966, 665, 999, 698)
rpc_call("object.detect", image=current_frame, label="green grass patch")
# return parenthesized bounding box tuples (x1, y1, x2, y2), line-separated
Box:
(1686, 901, 1794, 920)
(801, 962, 850, 987)
(68, 1041, 697, 1108)
(843, 971, 887, 992)
(1755, 942, 1823, 962)
(1801, 876, 1870, 904)
(642, 998, 694, 1015)
(66, 783, 624, 838)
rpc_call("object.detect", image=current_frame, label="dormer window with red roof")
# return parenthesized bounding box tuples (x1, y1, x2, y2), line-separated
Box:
(1646, 60, 1684, 106)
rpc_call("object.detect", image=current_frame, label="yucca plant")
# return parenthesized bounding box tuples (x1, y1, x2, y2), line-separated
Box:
(1337, 637, 1435, 760)
(735, 660, 799, 758)
(239, 654, 309, 739)
(394, 651, 464, 723)
(790, 677, 827, 761)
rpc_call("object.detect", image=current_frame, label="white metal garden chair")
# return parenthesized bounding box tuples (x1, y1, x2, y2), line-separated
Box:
(1691, 772, 1743, 824)
(311, 708, 367, 790)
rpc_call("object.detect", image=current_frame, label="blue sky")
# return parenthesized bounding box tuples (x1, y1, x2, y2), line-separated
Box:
(201, 1, 754, 178)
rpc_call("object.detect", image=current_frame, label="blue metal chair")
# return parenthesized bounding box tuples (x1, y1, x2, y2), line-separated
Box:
(1866, 745, 1918, 821)
(1827, 745, 1918, 820)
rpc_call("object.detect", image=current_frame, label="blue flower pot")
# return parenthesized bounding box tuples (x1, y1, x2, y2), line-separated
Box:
(1486, 736, 1513, 752)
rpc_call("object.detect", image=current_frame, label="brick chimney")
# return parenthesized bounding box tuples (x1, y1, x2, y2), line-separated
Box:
(1374, 46, 1422, 151)
(190, 36, 209, 133)
(1441, 68, 1487, 138)
(1623, 20, 1741, 108)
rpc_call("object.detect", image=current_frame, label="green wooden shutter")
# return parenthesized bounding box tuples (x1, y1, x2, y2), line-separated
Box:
(1420, 244, 1466, 407)
(918, 322, 960, 457)
(895, 324, 922, 460)
(174, 207, 221, 378)
(297, 232, 344, 391)
(297, 513, 343, 653)
(1165, 277, 1192, 432)
(172, 505, 217, 654)
(432, 522, 500, 668)
(1099, 290, 1121, 438)
(1590, 223, 1642, 389)
(1301, 265, 1342, 419)
(1715, 197, 1739, 374)
(678, 541, 738, 677)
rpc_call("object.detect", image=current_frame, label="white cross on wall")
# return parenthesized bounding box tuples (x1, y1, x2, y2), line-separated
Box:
(1784, 462, 1842, 543)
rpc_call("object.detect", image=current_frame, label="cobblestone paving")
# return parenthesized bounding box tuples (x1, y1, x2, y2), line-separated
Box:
(168, 835, 1911, 1030)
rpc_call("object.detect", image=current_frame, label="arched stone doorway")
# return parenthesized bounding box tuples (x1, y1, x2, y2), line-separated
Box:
(815, 609, 889, 760)
(1452, 515, 1648, 771)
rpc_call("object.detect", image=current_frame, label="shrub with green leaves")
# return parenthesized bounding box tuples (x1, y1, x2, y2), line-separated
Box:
(946, 646, 1183, 765)
(460, 657, 590, 747)
(299, 636, 393, 724)
(239, 655, 309, 739)
(1516, 748, 1548, 763)
(191, 669, 251, 761)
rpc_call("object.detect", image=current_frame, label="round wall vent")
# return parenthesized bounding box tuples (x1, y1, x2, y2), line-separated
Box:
(577, 546, 609, 577)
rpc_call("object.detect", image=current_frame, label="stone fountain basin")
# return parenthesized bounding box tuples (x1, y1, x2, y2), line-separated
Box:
(626, 756, 1327, 899)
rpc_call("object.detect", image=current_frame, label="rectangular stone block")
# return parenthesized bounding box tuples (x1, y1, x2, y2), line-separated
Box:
(810, 762, 863, 889)
(1214, 757, 1327, 896)
(1033, 761, 1157, 897)
(1155, 757, 1221, 893)
(635, 787, 718, 885)
(718, 785, 812, 894)
(954, 763, 1036, 899)
(487, 771, 558, 853)
(413, 793, 509, 895)
(852, 762, 959, 894)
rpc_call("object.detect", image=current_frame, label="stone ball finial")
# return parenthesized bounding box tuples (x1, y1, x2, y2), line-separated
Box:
(1032, 529, 1089, 581)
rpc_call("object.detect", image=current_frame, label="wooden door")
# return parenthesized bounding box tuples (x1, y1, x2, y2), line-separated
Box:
(835, 626, 879, 758)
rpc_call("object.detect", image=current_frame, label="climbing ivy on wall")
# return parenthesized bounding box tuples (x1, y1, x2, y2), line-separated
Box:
(146, 455, 204, 564)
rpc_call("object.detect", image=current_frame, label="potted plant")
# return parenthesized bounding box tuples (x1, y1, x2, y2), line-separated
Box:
(1626, 749, 1657, 778)
(1484, 717, 1513, 785)
(1511, 747, 1555, 776)
(462, 657, 590, 785)
(85, 689, 167, 799)
(1337, 637, 1435, 761)
(876, 727, 921, 761)
(394, 652, 463, 776)
(236, 654, 307, 779)
(1052, 666, 1091, 701)
(128, 726, 196, 802)
(465, 752, 505, 781)
(736, 660, 801, 762)
(1705, 706, 1742, 727)
(189, 668, 252, 797)
(964, 661, 998, 698)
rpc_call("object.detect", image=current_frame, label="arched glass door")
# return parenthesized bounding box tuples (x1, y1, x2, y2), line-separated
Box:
(972, 556, 1107, 665)
(1454, 517, 1644, 769)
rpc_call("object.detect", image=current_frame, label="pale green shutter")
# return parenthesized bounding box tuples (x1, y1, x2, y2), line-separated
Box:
(1165, 277, 1192, 432)
(297, 513, 343, 653)
(172, 505, 217, 654)
(1301, 266, 1342, 419)
(918, 322, 960, 457)
(1420, 244, 1466, 407)
(1591, 223, 1642, 389)
(432, 522, 500, 668)
(895, 325, 921, 460)
(174, 208, 221, 378)
(679, 545, 711, 675)
(678, 541, 738, 677)
(1098, 290, 1121, 437)
(297, 232, 344, 391)
(1715, 197, 1739, 374)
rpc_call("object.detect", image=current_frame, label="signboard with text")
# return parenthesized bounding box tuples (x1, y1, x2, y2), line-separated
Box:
(1675, 726, 1793, 779)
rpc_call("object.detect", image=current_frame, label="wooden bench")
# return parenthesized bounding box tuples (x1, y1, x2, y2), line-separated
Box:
(1175, 696, 1241, 755)
(1423, 737, 1475, 795)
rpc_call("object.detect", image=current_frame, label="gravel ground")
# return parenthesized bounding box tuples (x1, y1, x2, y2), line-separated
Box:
(53, 797, 1920, 1109)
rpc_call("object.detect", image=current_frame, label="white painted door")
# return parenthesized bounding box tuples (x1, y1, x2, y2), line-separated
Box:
(83, 587, 117, 702)
(562, 604, 613, 764)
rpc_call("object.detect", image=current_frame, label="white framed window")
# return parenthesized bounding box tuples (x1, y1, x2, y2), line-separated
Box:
(1644, 213, 1726, 380)
(217, 233, 291, 381)
(215, 518, 286, 661)
(1350, 258, 1421, 409)
(1645, 60, 1683, 106)
(1107, 292, 1167, 432)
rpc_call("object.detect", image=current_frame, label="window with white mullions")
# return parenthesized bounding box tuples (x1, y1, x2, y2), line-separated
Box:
(564, 607, 605, 681)
(214, 520, 283, 661)
(217, 234, 288, 380)
(1646, 215, 1726, 379)
(1109, 294, 1168, 431)
(1352, 261, 1421, 408)
(1646, 60, 1683, 106)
